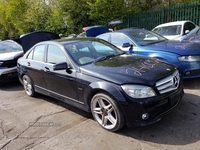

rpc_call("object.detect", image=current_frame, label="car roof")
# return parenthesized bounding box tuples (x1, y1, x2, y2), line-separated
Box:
(117, 27, 144, 32)
(97, 27, 143, 34)
(35, 37, 102, 45)
(96, 27, 147, 37)
(154, 20, 193, 28)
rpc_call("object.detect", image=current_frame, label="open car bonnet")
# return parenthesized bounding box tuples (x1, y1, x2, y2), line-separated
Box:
(13, 31, 60, 53)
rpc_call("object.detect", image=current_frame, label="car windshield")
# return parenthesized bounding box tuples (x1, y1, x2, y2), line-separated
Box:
(125, 29, 166, 46)
(153, 25, 182, 36)
(64, 39, 125, 65)
(0, 41, 23, 53)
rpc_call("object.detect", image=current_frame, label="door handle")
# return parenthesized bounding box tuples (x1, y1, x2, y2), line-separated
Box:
(27, 62, 31, 66)
(44, 67, 50, 73)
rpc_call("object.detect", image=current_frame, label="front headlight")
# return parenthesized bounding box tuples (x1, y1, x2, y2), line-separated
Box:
(178, 56, 200, 62)
(121, 85, 156, 98)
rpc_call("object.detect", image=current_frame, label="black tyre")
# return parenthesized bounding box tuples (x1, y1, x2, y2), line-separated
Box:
(90, 93, 125, 132)
(22, 75, 35, 97)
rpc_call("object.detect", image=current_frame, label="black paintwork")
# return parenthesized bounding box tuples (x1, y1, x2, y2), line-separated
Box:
(13, 31, 60, 53)
(17, 37, 184, 127)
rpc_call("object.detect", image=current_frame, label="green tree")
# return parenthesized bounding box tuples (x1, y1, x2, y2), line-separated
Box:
(154, 0, 197, 8)
(0, 0, 28, 39)
(38, 0, 68, 35)
(0, 1, 9, 39)
(87, 0, 128, 25)
(24, 0, 50, 32)
(0, 0, 199, 39)
(6, 0, 28, 34)
(59, 0, 94, 34)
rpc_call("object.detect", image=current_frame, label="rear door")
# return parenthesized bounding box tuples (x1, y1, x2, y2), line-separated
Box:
(25, 44, 47, 89)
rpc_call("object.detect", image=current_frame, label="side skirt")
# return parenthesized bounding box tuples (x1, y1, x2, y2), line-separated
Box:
(34, 86, 90, 112)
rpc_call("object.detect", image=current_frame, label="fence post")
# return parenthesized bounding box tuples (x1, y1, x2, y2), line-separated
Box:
(123, 2, 200, 29)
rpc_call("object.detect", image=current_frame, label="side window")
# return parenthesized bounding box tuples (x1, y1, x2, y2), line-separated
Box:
(32, 45, 45, 62)
(111, 34, 130, 46)
(184, 22, 195, 32)
(27, 50, 33, 59)
(47, 45, 66, 64)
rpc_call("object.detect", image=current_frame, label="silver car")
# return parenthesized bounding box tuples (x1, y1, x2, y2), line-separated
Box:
(0, 40, 23, 85)
(152, 20, 199, 41)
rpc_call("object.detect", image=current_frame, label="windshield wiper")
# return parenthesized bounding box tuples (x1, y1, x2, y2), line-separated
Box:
(142, 40, 166, 46)
(94, 52, 126, 63)
(118, 52, 126, 55)
(94, 54, 116, 63)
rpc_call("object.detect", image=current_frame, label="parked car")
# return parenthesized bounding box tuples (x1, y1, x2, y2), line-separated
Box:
(17, 37, 184, 131)
(97, 27, 200, 79)
(183, 28, 200, 43)
(152, 21, 199, 41)
(0, 40, 23, 85)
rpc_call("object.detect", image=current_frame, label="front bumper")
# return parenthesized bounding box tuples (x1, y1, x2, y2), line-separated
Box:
(119, 85, 184, 127)
(179, 61, 200, 79)
(0, 67, 18, 83)
(182, 69, 200, 79)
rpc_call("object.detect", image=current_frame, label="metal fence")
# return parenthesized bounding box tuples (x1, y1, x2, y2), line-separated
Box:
(122, 1, 200, 30)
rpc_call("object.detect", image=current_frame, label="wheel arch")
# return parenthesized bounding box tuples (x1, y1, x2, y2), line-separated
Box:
(148, 51, 179, 64)
(84, 81, 127, 112)
(20, 73, 35, 86)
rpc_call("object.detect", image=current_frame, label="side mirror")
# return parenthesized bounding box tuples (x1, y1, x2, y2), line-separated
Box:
(122, 42, 131, 48)
(184, 30, 190, 35)
(53, 62, 68, 70)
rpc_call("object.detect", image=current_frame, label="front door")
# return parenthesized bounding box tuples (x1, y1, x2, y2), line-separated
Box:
(43, 44, 79, 102)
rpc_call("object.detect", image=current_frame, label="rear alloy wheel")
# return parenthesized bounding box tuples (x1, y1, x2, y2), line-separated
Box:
(91, 93, 124, 132)
(22, 75, 35, 97)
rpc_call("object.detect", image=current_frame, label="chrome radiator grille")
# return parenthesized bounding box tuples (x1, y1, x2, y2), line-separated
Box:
(156, 70, 180, 94)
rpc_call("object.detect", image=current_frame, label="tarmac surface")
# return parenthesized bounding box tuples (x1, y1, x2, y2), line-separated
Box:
(0, 78, 199, 150)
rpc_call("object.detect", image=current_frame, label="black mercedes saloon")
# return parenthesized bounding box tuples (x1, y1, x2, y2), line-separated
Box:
(17, 37, 184, 131)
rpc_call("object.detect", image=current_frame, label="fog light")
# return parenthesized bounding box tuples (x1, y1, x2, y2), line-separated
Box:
(142, 113, 149, 120)
(185, 71, 191, 75)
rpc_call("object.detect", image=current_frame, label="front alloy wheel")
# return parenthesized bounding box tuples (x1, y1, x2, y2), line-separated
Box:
(91, 93, 124, 132)
(22, 75, 35, 97)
